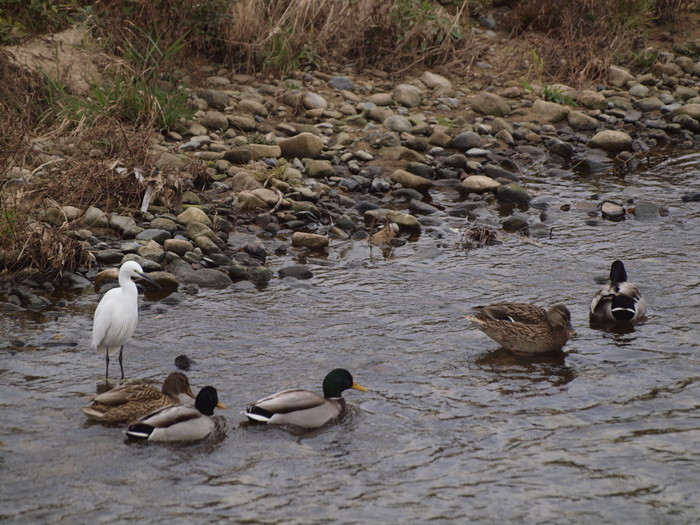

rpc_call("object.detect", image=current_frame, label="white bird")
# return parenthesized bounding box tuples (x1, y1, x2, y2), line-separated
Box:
(125, 386, 226, 442)
(92, 261, 159, 379)
(590, 260, 647, 323)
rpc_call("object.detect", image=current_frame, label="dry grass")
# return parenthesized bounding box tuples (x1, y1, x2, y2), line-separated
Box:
(91, 0, 231, 57)
(225, 0, 477, 73)
(92, 0, 480, 75)
(0, 177, 87, 279)
(0, 49, 49, 127)
(505, 1, 626, 86)
(36, 122, 207, 216)
(0, 50, 73, 277)
(0, 46, 205, 279)
(1, 218, 86, 278)
(40, 124, 160, 211)
(655, 0, 698, 21)
(504, 0, 699, 87)
(0, 119, 205, 278)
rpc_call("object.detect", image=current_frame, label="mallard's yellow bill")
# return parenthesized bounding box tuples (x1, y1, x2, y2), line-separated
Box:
(352, 382, 368, 392)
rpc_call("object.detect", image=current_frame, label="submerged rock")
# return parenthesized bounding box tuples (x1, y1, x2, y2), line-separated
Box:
(496, 183, 531, 206)
(279, 265, 314, 279)
(633, 201, 662, 219)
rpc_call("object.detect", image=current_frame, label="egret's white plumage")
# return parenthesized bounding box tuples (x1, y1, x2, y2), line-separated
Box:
(92, 261, 158, 379)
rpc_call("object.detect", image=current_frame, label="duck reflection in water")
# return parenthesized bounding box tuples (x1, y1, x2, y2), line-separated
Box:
(475, 347, 577, 389)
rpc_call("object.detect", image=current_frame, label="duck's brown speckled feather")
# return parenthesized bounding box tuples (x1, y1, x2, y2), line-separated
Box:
(466, 303, 573, 355)
(81, 372, 194, 424)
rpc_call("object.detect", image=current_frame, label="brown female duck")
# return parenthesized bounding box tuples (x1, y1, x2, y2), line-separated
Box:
(465, 303, 574, 355)
(81, 372, 195, 423)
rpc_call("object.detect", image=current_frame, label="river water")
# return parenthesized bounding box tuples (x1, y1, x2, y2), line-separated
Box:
(1, 150, 700, 524)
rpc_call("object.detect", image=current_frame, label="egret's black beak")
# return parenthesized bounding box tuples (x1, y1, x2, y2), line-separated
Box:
(137, 271, 161, 289)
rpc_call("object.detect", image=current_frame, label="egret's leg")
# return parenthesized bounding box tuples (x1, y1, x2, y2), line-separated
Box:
(118, 346, 124, 379)
(105, 349, 110, 379)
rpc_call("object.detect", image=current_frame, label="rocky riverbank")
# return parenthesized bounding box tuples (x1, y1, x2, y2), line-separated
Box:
(4, 40, 700, 311)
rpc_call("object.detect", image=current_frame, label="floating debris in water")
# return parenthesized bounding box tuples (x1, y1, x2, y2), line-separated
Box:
(455, 225, 501, 251)
(681, 192, 700, 202)
(369, 221, 399, 246)
(175, 354, 194, 371)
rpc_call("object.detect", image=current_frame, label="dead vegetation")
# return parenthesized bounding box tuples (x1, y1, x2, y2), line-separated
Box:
(0, 49, 74, 278)
(2, 0, 700, 281)
(87, 0, 700, 84)
(455, 225, 501, 251)
(223, 0, 478, 73)
(0, 47, 204, 279)
(504, 0, 700, 87)
(0, 215, 86, 279)
(90, 0, 481, 75)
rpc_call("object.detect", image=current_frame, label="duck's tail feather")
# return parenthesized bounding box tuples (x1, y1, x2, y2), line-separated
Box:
(245, 405, 273, 423)
(81, 407, 106, 420)
(610, 295, 638, 321)
(125, 423, 154, 439)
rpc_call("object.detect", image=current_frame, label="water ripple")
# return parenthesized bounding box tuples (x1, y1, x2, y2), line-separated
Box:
(2, 154, 700, 523)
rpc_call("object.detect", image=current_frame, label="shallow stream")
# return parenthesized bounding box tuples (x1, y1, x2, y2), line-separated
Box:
(2, 150, 700, 523)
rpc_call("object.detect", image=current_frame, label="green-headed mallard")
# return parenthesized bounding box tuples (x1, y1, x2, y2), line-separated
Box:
(81, 372, 195, 424)
(590, 260, 647, 323)
(125, 386, 226, 442)
(245, 369, 367, 429)
(465, 303, 573, 355)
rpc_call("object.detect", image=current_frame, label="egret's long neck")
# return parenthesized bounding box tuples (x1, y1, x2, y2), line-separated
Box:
(119, 276, 138, 303)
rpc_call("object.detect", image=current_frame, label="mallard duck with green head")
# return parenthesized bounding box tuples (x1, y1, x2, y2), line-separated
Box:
(465, 302, 573, 355)
(81, 372, 195, 424)
(245, 369, 367, 429)
(590, 260, 647, 323)
(125, 386, 226, 442)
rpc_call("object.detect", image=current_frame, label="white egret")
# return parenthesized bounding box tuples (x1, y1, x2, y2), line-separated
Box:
(92, 261, 159, 379)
